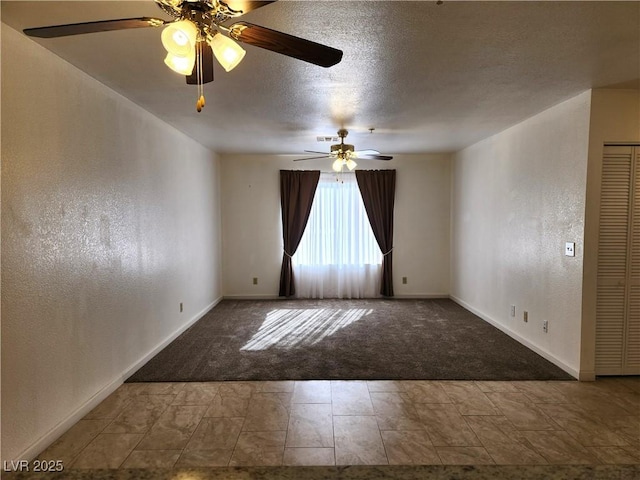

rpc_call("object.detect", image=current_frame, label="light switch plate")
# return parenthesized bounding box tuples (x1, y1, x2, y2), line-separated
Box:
(565, 242, 575, 257)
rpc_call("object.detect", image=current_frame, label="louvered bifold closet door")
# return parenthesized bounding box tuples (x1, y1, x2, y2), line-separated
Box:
(627, 148, 640, 370)
(595, 146, 639, 375)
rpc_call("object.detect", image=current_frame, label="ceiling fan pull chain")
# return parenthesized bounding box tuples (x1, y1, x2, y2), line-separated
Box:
(195, 40, 202, 112)
(196, 38, 205, 112)
(199, 39, 205, 108)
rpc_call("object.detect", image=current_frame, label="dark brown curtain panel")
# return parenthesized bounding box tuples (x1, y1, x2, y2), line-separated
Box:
(356, 169, 396, 296)
(279, 170, 321, 297)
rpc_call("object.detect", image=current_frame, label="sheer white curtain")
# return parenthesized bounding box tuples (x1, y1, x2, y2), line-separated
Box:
(293, 172, 382, 298)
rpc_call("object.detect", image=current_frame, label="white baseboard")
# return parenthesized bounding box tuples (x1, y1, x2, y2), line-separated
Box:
(223, 294, 283, 300)
(450, 295, 579, 380)
(393, 294, 450, 299)
(223, 294, 450, 300)
(16, 296, 222, 462)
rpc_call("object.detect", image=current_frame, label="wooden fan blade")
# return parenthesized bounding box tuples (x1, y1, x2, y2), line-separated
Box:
(229, 22, 343, 67)
(186, 43, 214, 85)
(293, 155, 332, 162)
(359, 154, 393, 161)
(23, 17, 167, 38)
(304, 150, 331, 155)
(223, 1, 277, 15)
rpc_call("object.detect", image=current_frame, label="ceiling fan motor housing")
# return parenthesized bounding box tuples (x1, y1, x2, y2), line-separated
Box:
(331, 143, 354, 154)
(156, 0, 245, 28)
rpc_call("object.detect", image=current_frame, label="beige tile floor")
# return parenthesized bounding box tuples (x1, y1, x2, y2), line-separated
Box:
(37, 378, 640, 470)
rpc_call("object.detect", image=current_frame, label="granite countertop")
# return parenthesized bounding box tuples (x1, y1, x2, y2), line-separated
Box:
(3, 465, 640, 480)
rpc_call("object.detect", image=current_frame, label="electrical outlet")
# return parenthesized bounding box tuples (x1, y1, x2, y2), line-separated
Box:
(523, 311, 528, 323)
(402, 276, 408, 284)
(543, 320, 548, 333)
(253, 277, 258, 285)
(180, 302, 183, 313)
(510, 305, 516, 317)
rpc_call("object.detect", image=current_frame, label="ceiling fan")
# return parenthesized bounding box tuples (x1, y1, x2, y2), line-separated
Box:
(295, 129, 393, 172)
(23, 0, 343, 111)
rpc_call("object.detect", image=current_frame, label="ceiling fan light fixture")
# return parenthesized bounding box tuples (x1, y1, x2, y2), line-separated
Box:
(161, 19, 197, 56)
(332, 159, 344, 172)
(346, 158, 357, 171)
(209, 33, 246, 72)
(164, 50, 196, 75)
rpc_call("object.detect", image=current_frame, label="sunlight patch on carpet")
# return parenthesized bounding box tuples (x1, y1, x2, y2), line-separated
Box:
(241, 308, 373, 351)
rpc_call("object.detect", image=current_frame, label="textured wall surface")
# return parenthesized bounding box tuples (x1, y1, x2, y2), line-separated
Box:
(451, 91, 592, 376)
(220, 154, 451, 298)
(1, 26, 222, 461)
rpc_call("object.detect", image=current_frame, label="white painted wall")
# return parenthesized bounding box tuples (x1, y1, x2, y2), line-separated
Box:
(581, 89, 640, 377)
(1, 26, 223, 461)
(451, 91, 592, 378)
(220, 154, 451, 298)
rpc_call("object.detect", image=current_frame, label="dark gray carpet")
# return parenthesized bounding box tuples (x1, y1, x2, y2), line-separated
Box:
(127, 299, 573, 382)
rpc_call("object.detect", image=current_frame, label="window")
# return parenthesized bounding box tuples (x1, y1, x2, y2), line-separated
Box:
(293, 172, 381, 298)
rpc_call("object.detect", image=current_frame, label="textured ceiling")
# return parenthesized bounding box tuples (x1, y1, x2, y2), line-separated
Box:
(2, 1, 639, 155)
